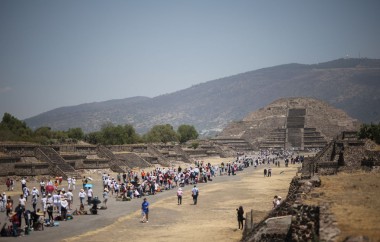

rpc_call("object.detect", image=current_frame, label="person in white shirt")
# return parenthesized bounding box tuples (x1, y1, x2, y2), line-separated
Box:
(47, 193, 53, 204)
(31, 187, 40, 197)
(67, 177, 72, 190)
(177, 188, 183, 205)
(52, 193, 61, 214)
(65, 189, 73, 210)
(102, 188, 109, 208)
(41, 194, 47, 216)
(19, 194, 26, 208)
(21, 178, 27, 190)
(87, 188, 93, 205)
(40, 180, 46, 195)
(23, 186, 30, 201)
(72, 178, 76, 190)
(78, 189, 86, 205)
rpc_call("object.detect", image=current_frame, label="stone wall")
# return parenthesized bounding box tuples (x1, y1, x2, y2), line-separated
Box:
(13, 163, 50, 176)
(58, 145, 97, 154)
(243, 176, 321, 242)
(0, 144, 37, 156)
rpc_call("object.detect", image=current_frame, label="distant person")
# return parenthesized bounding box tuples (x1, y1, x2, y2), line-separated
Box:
(177, 187, 183, 205)
(236, 206, 245, 230)
(264, 168, 267, 177)
(21, 177, 27, 190)
(268, 167, 272, 177)
(6, 178, 11, 191)
(79, 189, 86, 205)
(192, 185, 199, 205)
(103, 188, 109, 208)
(87, 187, 93, 205)
(141, 198, 149, 223)
(272, 195, 278, 209)
(276, 196, 282, 207)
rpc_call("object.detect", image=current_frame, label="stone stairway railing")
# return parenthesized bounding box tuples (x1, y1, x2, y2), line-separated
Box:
(35, 147, 80, 179)
(96, 145, 127, 173)
(173, 145, 191, 163)
(147, 144, 170, 167)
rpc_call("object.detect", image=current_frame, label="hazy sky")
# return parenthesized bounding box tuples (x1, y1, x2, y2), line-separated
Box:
(1, 1, 380, 120)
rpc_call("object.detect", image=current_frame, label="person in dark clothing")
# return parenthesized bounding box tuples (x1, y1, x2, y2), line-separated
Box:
(264, 168, 267, 177)
(237, 206, 245, 230)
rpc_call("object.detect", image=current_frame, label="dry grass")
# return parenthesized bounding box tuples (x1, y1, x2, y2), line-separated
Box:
(305, 171, 380, 241)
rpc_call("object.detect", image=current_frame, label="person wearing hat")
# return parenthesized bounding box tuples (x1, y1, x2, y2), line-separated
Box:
(141, 198, 149, 223)
(103, 188, 109, 208)
(31, 208, 44, 231)
(46, 201, 54, 224)
(35, 210, 45, 231)
(177, 187, 183, 205)
(78, 189, 86, 205)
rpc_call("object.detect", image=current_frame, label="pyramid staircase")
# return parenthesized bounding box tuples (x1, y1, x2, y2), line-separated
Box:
(147, 144, 171, 167)
(35, 146, 81, 179)
(96, 145, 127, 173)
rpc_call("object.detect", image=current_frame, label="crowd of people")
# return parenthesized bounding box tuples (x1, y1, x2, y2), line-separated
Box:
(1, 149, 300, 237)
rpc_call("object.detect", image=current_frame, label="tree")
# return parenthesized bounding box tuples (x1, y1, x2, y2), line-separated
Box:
(358, 123, 380, 144)
(190, 141, 199, 149)
(34, 127, 53, 139)
(177, 124, 199, 143)
(0, 113, 33, 141)
(85, 123, 141, 145)
(85, 131, 103, 144)
(67, 128, 84, 140)
(144, 124, 178, 144)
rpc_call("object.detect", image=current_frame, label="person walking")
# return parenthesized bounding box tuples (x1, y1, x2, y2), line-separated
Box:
(141, 198, 149, 223)
(103, 188, 109, 208)
(192, 185, 199, 205)
(177, 187, 183, 205)
(237, 206, 245, 230)
(87, 187, 93, 205)
(72, 177, 76, 190)
(78, 189, 86, 205)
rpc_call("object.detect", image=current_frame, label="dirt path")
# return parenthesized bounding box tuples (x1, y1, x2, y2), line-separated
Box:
(0, 159, 299, 242)
(65, 164, 299, 242)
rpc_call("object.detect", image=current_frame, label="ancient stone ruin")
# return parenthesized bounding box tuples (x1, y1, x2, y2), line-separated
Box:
(217, 97, 360, 150)
(0, 141, 232, 179)
(243, 133, 380, 242)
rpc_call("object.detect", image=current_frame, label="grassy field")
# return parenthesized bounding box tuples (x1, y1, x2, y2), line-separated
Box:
(305, 171, 380, 241)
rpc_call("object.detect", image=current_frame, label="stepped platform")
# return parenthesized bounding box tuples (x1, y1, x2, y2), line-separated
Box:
(258, 108, 328, 150)
(35, 147, 81, 179)
(114, 152, 152, 169)
(211, 137, 253, 151)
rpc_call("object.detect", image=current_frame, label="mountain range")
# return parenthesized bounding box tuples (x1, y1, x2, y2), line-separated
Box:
(25, 58, 380, 135)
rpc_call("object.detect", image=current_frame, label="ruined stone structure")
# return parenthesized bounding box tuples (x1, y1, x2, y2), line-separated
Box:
(0, 142, 232, 178)
(219, 97, 360, 150)
(304, 132, 380, 176)
(243, 133, 380, 242)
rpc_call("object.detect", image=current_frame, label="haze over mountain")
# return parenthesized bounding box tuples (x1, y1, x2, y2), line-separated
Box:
(24, 58, 380, 135)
